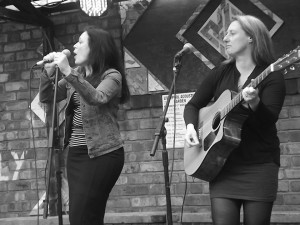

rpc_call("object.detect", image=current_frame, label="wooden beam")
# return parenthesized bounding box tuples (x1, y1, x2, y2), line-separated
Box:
(0, 0, 45, 7)
(39, 2, 79, 14)
(11, 0, 53, 27)
(0, 0, 12, 7)
(0, 6, 46, 26)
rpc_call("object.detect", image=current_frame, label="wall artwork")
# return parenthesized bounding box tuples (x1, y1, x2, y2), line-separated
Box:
(123, 0, 283, 93)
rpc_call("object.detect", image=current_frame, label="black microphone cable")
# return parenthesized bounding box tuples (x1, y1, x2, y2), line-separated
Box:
(29, 63, 42, 225)
(167, 66, 188, 225)
(29, 28, 54, 225)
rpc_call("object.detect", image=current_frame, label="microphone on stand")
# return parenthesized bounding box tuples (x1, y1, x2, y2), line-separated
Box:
(175, 43, 194, 58)
(173, 43, 194, 72)
(36, 49, 71, 66)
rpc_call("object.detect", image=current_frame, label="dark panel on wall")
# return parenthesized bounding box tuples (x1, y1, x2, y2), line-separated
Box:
(123, 0, 207, 93)
(261, 0, 300, 57)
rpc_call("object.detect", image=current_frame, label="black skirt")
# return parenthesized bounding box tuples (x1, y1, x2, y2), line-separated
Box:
(67, 145, 124, 225)
(209, 162, 279, 202)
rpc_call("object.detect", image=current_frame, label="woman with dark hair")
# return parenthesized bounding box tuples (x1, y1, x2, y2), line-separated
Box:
(39, 27, 130, 225)
(184, 15, 286, 225)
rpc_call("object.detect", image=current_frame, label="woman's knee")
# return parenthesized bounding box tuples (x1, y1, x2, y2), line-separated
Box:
(211, 198, 241, 225)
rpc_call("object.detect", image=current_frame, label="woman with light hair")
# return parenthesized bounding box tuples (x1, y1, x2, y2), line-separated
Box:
(184, 15, 286, 225)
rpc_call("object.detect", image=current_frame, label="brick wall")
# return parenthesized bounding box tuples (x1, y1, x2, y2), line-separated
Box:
(275, 71, 300, 212)
(0, 20, 46, 218)
(0, 3, 299, 223)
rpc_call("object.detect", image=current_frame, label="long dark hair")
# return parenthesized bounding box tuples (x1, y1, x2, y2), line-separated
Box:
(81, 27, 130, 103)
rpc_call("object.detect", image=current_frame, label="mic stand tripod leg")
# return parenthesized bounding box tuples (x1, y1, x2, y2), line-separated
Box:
(161, 127, 173, 225)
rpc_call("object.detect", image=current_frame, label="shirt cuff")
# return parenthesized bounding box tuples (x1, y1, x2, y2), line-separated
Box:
(64, 68, 85, 83)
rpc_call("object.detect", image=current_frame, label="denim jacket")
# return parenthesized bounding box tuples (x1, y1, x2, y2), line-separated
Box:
(39, 68, 124, 158)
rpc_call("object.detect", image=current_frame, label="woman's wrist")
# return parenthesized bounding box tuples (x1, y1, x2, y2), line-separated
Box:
(248, 97, 260, 111)
(61, 66, 72, 77)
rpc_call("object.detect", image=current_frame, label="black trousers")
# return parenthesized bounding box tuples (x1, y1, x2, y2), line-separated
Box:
(67, 146, 124, 225)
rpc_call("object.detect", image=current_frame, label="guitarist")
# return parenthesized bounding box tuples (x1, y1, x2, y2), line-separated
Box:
(184, 15, 286, 225)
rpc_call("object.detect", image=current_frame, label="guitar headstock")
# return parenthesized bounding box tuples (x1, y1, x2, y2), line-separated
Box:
(282, 63, 300, 74)
(272, 46, 300, 72)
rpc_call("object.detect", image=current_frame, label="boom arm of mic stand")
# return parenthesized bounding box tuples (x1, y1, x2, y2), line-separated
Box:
(150, 56, 182, 156)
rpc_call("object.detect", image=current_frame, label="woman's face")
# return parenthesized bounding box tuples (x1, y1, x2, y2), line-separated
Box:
(223, 20, 251, 57)
(73, 31, 90, 66)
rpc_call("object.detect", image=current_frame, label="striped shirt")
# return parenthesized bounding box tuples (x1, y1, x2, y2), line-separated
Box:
(69, 92, 87, 147)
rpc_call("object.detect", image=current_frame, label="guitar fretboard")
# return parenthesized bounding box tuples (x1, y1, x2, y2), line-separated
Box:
(220, 65, 272, 119)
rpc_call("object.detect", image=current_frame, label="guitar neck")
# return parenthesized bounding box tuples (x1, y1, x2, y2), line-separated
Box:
(221, 65, 272, 119)
(220, 46, 300, 119)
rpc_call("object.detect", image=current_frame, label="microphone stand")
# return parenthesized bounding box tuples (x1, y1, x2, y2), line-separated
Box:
(150, 53, 183, 225)
(43, 66, 64, 225)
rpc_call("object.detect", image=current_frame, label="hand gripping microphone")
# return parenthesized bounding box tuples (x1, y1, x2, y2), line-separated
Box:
(36, 49, 71, 66)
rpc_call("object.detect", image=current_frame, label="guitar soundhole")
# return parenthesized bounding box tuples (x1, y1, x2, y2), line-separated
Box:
(212, 111, 221, 131)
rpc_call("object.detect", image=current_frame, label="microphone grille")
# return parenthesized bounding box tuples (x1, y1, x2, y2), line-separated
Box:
(183, 43, 194, 53)
(62, 49, 71, 57)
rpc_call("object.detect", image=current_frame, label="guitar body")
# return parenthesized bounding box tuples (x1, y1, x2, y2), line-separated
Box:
(184, 90, 249, 182)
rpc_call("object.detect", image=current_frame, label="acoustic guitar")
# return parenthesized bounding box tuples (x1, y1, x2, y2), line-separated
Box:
(184, 46, 300, 182)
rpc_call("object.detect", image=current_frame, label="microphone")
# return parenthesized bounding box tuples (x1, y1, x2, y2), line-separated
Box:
(36, 49, 71, 66)
(175, 43, 194, 58)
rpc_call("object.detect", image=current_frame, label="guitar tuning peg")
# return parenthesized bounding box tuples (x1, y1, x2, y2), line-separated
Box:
(289, 65, 295, 70)
(283, 69, 288, 74)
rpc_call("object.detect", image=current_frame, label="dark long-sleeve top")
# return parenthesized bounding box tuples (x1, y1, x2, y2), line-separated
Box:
(184, 62, 286, 166)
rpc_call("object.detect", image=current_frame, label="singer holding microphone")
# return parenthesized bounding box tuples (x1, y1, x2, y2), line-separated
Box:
(39, 27, 130, 225)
